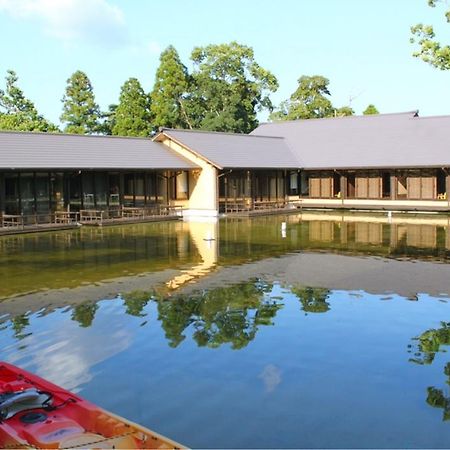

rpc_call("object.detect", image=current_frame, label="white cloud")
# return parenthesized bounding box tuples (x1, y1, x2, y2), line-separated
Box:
(259, 364, 282, 393)
(0, 0, 131, 48)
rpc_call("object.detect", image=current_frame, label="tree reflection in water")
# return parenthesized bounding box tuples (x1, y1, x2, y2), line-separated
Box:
(71, 302, 99, 328)
(156, 280, 283, 349)
(291, 286, 331, 314)
(122, 290, 153, 317)
(410, 322, 450, 420)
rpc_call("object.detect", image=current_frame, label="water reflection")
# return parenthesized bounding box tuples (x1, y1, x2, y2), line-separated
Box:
(410, 322, 450, 421)
(72, 302, 99, 328)
(156, 280, 281, 349)
(2, 281, 450, 447)
(1, 213, 450, 300)
(291, 286, 331, 314)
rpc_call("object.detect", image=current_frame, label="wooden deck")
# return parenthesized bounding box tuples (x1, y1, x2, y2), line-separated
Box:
(0, 206, 183, 236)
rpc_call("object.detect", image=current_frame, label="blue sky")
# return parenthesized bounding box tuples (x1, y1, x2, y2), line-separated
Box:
(0, 0, 449, 125)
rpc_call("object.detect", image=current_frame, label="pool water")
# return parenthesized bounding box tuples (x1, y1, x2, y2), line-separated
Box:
(1, 214, 450, 448)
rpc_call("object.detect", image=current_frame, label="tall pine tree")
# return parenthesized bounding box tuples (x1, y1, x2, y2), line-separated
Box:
(112, 78, 152, 137)
(151, 46, 191, 129)
(0, 70, 58, 132)
(60, 70, 101, 134)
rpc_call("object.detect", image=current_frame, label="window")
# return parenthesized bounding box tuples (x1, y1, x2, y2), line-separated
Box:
(176, 171, 189, 200)
(382, 172, 391, 198)
(437, 169, 447, 199)
(300, 172, 310, 196)
(289, 172, 298, 195)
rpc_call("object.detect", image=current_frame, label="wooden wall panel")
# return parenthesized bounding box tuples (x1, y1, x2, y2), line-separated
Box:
(368, 175, 381, 198)
(309, 178, 321, 197)
(407, 177, 421, 199)
(356, 176, 367, 198)
(421, 177, 435, 199)
(320, 177, 332, 198)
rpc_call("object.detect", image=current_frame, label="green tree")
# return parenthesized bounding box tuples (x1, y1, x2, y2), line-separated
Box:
(0, 70, 58, 132)
(270, 75, 334, 120)
(150, 46, 192, 129)
(60, 70, 101, 134)
(363, 104, 379, 115)
(99, 104, 117, 135)
(111, 78, 152, 137)
(411, 0, 450, 70)
(334, 106, 354, 117)
(189, 41, 278, 133)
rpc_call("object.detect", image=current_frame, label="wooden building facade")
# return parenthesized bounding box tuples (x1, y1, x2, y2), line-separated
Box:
(292, 168, 449, 202)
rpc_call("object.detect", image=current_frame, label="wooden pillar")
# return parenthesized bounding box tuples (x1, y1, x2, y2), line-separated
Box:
(390, 172, 397, 200)
(0, 172, 4, 214)
(340, 173, 347, 198)
(446, 171, 450, 209)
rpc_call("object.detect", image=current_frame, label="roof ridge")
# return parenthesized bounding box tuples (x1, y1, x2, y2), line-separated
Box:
(0, 130, 154, 141)
(257, 110, 419, 126)
(160, 127, 285, 139)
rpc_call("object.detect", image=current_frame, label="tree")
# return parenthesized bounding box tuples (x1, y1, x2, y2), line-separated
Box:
(60, 70, 101, 134)
(410, 0, 450, 70)
(188, 41, 278, 133)
(150, 46, 191, 129)
(112, 78, 152, 137)
(100, 104, 117, 135)
(0, 70, 58, 132)
(363, 104, 379, 115)
(334, 106, 354, 117)
(270, 75, 334, 120)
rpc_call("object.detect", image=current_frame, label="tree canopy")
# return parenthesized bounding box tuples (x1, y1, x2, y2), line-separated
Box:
(112, 78, 152, 137)
(151, 46, 192, 130)
(270, 75, 353, 121)
(188, 41, 278, 133)
(0, 70, 58, 132)
(363, 104, 379, 115)
(411, 0, 450, 70)
(60, 70, 101, 134)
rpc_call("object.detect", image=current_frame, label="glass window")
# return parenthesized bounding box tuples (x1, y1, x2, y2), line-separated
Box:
(94, 172, 108, 209)
(82, 172, 95, 209)
(50, 173, 65, 211)
(176, 171, 188, 200)
(20, 173, 34, 215)
(109, 173, 121, 207)
(4, 173, 20, 214)
(35, 173, 50, 214)
(300, 172, 310, 196)
(69, 172, 82, 211)
(124, 174, 135, 206)
(135, 173, 145, 206)
(289, 172, 298, 195)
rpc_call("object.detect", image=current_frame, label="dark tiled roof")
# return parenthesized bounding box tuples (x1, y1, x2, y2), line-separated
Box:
(158, 128, 300, 169)
(251, 111, 450, 169)
(0, 131, 197, 170)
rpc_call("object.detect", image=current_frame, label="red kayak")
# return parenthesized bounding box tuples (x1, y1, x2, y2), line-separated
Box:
(0, 362, 185, 449)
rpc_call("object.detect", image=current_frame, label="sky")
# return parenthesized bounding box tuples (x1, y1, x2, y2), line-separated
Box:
(0, 0, 449, 126)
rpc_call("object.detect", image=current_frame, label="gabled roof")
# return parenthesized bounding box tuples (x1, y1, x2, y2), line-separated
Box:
(0, 131, 197, 170)
(156, 128, 300, 169)
(251, 111, 450, 169)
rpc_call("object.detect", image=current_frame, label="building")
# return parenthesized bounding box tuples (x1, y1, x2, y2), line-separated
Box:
(1, 111, 449, 230)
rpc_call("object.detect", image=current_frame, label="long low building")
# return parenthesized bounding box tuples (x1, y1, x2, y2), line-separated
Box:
(1, 111, 449, 227)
